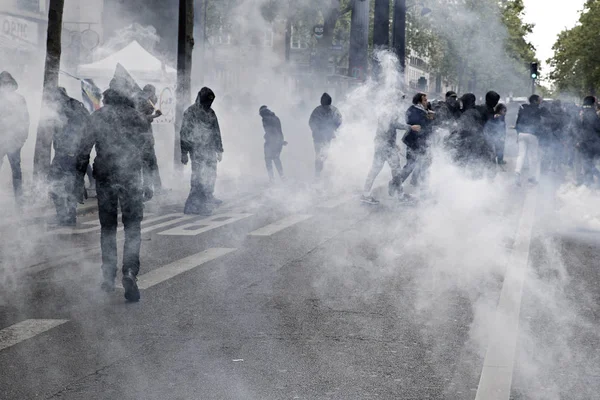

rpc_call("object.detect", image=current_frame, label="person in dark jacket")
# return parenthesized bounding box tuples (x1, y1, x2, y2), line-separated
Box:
(389, 92, 434, 200)
(478, 91, 501, 127)
(361, 109, 421, 205)
(542, 100, 567, 172)
(515, 94, 551, 185)
(180, 87, 224, 215)
(48, 87, 90, 226)
(309, 92, 342, 179)
(577, 96, 600, 185)
(434, 91, 461, 127)
(135, 84, 163, 192)
(0, 71, 29, 205)
(76, 78, 154, 302)
(259, 106, 287, 182)
(489, 103, 507, 165)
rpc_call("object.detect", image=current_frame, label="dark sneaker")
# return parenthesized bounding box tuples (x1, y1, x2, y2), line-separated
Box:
(528, 177, 538, 185)
(100, 279, 115, 293)
(122, 272, 140, 302)
(360, 195, 380, 205)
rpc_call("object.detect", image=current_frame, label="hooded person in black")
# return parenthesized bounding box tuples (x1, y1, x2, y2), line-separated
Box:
(259, 106, 287, 182)
(577, 96, 600, 185)
(76, 78, 154, 302)
(309, 92, 342, 179)
(0, 72, 29, 205)
(434, 91, 461, 127)
(48, 87, 90, 226)
(180, 87, 224, 215)
(515, 94, 551, 185)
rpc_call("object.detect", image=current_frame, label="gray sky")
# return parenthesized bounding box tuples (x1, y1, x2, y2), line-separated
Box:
(523, 0, 586, 73)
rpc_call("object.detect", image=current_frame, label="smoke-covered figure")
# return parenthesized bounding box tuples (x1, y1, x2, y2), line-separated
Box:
(309, 93, 342, 179)
(180, 87, 224, 215)
(515, 94, 550, 186)
(0, 71, 29, 206)
(577, 96, 600, 186)
(259, 105, 287, 183)
(135, 84, 163, 191)
(76, 79, 155, 302)
(361, 108, 421, 205)
(433, 91, 461, 127)
(48, 88, 90, 226)
(489, 103, 507, 165)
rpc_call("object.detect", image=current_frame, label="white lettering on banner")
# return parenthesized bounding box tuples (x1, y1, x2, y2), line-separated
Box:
(0, 14, 39, 45)
(158, 213, 253, 236)
(155, 85, 176, 124)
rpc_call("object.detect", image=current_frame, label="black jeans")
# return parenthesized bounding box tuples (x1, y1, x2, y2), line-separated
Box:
(314, 140, 331, 178)
(96, 180, 144, 278)
(0, 148, 23, 203)
(49, 155, 78, 224)
(184, 152, 217, 214)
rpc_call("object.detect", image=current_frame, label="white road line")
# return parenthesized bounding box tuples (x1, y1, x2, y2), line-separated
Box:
(0, 319, 69, 352)
(158, 212, 253, 236)
(318, 196, 354, 209)
(117, 248, 236, 289)
(248, 214, 313, 237)
(50, 213, 184, 235)
(475, 187, 539, 400)
(81, 213, 156, 226)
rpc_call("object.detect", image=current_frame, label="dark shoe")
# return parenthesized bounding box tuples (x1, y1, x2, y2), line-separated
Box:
(528, 177, 539, 185)
(388, 181, 397, 197)
(122, 272, 140, 302)
(360, 195, 380, 205)
(101, 279, 115, 293)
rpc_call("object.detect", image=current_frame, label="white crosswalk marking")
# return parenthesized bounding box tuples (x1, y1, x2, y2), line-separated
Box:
(248, 214, 313, 237)
(117, 248, 236, 289)
(0, 319, 69, 352)
(50, 213, 187, 235)
(158, 212, 253, 236)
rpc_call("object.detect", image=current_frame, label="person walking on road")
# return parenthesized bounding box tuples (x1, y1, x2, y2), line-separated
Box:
(309, 93, 342, 179)
(515, 94, 550, 186)
(77, 77, 155, 302)
(259, 105, 287, 183)
(0, 71, 29, 206)
(180, 87, 224, 215)
(48, 87, 90, 226)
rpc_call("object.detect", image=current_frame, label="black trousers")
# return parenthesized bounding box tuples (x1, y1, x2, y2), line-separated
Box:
(96, 180, 144, 278)
(0, 148, 23, 203)
(314, 140, 331, 178)
(265, 142, 284, 181)
(184, 152, 217, 214)
(49, 155, 79, 224)
(391, 147, 426, 190)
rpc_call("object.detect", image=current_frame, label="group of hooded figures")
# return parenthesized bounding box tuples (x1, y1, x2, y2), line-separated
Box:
(2, 67, 599, 302)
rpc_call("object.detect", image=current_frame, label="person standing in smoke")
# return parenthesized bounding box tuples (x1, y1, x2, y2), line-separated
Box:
(309, 93, 342, 179)
(259, 106, 287, 183)
(361, 110, 421, 205)
(389, 92, 434, 201)
(180, 87, 224, 215)
(48, 87, 90, 226)
(0, 71, 29, 206)
(76, 78, 155, 302)
(433, 91, 461, 127)
(515, 94, 551, 186)
(577, 96, 600, 186)
(543, 100, 567, 172)
(489, 103, 507, 165)
(135, 84, 163, 192)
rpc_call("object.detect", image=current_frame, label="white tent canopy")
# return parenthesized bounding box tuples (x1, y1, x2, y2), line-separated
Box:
(78, 40, 176, 83)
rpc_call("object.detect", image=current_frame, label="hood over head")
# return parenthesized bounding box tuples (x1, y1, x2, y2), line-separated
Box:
(583, 96, 596, 107)
(485, 91, 501, 108)
(461, 93, 477, 111)
(259, 105, 274, 117)
(102, 88, 136, 108)
(0, 71, 18, 91)
(321, 92, 332, 106)
(196, 87, 215, 108)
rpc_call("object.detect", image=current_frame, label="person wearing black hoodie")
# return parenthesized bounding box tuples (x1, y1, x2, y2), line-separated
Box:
(0, 71, 29, 205)
(48, 87, 90, 226)
(309, 92, 342, 179)
(180, 87, 224, 215)
(577, 96, 600, 185)
(76, 78, 155, 302)
(259, 106, 287, 182)
(515, 94, 551, 185)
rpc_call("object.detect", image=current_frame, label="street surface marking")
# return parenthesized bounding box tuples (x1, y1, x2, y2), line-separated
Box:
(475, 187, 539, 400)
(248, 214, 313, 237)
(117, 248, 236, 289)
(81, 213, 156, 226)
(158, 213, 253, 236)
(318, 196, 354, 209)
(50, 213, 185, 235)
(0, 319, 69, 352)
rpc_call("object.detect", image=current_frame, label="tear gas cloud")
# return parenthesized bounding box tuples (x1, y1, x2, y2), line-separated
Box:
(0, 0, 598, 399)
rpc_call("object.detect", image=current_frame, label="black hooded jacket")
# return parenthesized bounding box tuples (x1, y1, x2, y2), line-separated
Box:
(477, 91, 501, 126)
(180, 87, 223, 156)
(516, 103, 550, 136)
(52, 89, 90, 157)
(579, 106, 600, 156)
(0, 72, 29, 152)
(260, 107, 284, 146)
(309, 94, 342, 142)
(77, 89, 153, 183)
(452, 93, 494, 162)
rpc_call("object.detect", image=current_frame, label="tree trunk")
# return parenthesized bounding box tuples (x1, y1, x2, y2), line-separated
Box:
(349, 0, 370, 81)
(174, 0, 195, 169)
(33, 0, 64, 182)
(316, 0, 340, 78)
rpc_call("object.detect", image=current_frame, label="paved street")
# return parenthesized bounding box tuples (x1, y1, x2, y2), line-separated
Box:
(0, 164, 599, 400)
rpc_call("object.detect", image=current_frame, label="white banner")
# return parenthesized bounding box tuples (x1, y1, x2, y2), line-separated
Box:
(155, 84, 176, 125)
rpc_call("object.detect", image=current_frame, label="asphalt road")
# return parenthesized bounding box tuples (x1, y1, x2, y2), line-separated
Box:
(0, 165, 598, 400)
